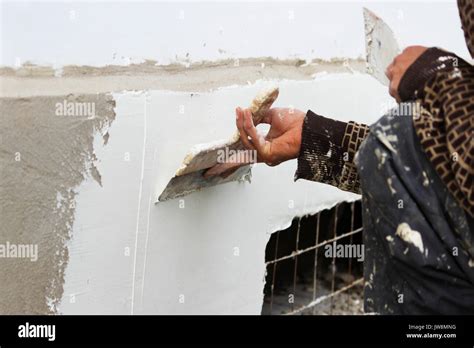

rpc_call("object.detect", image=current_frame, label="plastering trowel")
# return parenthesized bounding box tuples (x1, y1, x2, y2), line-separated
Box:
(157, 87, 279, 202)
(363, 8, 400, 85)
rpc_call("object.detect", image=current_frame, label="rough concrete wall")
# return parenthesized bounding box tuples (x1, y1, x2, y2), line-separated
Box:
(0, 95, 115, 313)
(0, 58, 365, 97)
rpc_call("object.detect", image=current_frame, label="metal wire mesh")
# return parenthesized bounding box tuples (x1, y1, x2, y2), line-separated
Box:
(262, 200, 364, 315)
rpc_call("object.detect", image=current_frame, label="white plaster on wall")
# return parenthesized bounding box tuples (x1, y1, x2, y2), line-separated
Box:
(1, 1, 469, 68)
(59, 74, 391, 314)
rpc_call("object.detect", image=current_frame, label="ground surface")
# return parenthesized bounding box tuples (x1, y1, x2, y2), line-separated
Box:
(262, 277, 364, 315)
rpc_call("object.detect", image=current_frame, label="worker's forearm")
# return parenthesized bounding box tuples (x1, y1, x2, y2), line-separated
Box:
(294, 110, 369, 194)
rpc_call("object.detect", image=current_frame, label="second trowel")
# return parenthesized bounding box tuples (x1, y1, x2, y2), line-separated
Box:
(363, 8, 400, 86)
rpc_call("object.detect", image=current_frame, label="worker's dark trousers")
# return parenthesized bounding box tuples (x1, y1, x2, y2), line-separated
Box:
(355, 104, 474, 314)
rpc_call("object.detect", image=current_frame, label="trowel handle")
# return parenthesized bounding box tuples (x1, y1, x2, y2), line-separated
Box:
(231, 87, 279, 144)
(248, 87, 279, 124)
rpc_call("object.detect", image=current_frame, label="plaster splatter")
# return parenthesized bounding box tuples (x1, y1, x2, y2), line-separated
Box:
(396, 223, 424, 254)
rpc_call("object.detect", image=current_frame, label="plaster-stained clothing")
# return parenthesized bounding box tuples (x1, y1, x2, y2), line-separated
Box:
(294, 110, 369, 194)
(294, 0, 474, 313)
(357, 109, 474, 314)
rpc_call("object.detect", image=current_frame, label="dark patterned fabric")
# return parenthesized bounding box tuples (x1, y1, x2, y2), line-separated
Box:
(398, 47, 462, 101)
(398, 55, 473, 218)
(339, 121, 370, 192)
(294, 111, 369, 193)
(410, 63, 474, 218)
(357, 110, 474, 314)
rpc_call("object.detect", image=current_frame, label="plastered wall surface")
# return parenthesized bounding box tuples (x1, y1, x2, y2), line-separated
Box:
(0, 1, 468, 314)
(58, 76, 390, 314)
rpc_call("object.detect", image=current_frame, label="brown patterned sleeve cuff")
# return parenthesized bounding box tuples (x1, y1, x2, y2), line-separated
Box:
(294, 110, 370, 194)
(398, 47, 470, 101)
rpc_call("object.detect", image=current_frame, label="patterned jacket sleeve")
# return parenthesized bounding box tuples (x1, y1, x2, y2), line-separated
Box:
(398, 45, 474, 218)
(390, 0, 474, 217)
(294, 110, 369, 194)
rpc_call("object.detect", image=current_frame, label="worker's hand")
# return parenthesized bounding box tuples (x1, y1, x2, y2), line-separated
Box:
(204, 107, 305, 178)
(385, 45, 428, 102)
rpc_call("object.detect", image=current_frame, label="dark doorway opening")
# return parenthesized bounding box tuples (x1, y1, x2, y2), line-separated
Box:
(262, 201, 364, 315)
